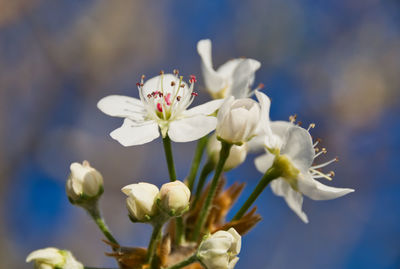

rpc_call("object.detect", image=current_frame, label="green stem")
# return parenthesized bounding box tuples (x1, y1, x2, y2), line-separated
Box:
(187, 135, 209, 191)
(86, 202, 119, 246)
(175, 217, 185, 245)
(191, 160, 215, 209)
(191, 142, 232, 241)
(165, 255, 198, 269)
(232, 166, 282, 221)
(162, 135, 177, 182)
(147, 222, 163, 267)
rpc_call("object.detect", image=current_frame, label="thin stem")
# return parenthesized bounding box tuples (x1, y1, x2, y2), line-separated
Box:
(165, 255, 198, 269)
(86, 202, 119, 246)
(162, 135, 177, 182)
(175, 217, 185, 245)
(147, 222, 163, 267)
(191, 160, 215, 209)
(232, 166, 282, 221)
(191, 142, 232, 241)
(187, 135, 209, 191)
(84, 267, 118, 269)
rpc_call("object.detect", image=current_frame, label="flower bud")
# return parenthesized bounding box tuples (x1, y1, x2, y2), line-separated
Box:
(197, 228, 241, 269)
(216, 96, 261, 145)
(159, 181, 190, 216)
(122, 182, 159, 222)
(207, 134, 248, 171)
(26, 247, 83, 269)
(66, 161, 103, 203)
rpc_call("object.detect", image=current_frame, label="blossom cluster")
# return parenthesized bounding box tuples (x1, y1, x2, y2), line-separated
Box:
(26, 39, 354, 269)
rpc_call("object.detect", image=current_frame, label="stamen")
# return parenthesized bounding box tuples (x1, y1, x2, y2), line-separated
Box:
(311, 157, 337, 169)
(309, 168, 333, 181)
(164, 93, 172, 106)
(191, 92, 198, 96)
(307, 123, 316, 131)
(189, 75, 197, 83)
(171, 81, 176, 86)
(177, 96, 181, 101)
(147, 94, 152, 98)
(297, 121, 302, 126)
(314, 148, 327, 158)
(173, 69, 179, 75)
(157, 103, 163, 112)
(159, 70, 164, 75)
(136, 82, 141, 87)
(313, 138, 322, 147)
(256, 83, 265, 90)
(289, 114, 297, 123)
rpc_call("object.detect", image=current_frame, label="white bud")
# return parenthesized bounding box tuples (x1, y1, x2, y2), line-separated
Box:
(216, 96, 261, 145)
(66, 161, 103, 202)
(122, 182, 159, 222)
(197, 228, 241, 269)
(208, 134, 248, 171)
(26, 247, 83, 269)
(159, 181, 191, 216)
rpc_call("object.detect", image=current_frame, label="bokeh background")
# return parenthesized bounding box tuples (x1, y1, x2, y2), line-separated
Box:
(1, 0, 399, 268)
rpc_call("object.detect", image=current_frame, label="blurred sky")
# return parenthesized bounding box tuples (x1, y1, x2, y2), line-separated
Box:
(1, 0, 400, 268)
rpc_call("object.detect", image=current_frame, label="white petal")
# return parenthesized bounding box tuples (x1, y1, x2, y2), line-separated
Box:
(168, 115, 217, 142)
(271, 179, 309, 223)
(216, 58, 243, 77)
(185, 99, 224, 116)
(280, 126, 315, 172)
(197, 39, 225, 93)
(230, 59, 261, 98)
(254, 153, 275, 173)
(228, 257, 240, 269)
(298, 173, 355, 201)
(97, 95, 146, 121)
(254, 91, 275, 145)
(110, 119, 159, 146)
(26, 248, 64, 264)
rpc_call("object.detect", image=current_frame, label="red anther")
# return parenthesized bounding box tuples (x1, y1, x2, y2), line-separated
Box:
(180, 84, 185, 88)
(157, 103, 163, 112)
(140, 83, 144, 87)
(164, 93, 172, 106)
(136, 82, 141, 87)
(158, 92, 163, 97)
(191, 92, 198, 96)
(189, 75, 197, 83)
(141, 75, 145, 79)
(177, 96, 181, 101)
(258, 83, 265, 89)
(147, 94, 152, 98)
(173, 69, 179, 75)
(171, 81, 176, 86)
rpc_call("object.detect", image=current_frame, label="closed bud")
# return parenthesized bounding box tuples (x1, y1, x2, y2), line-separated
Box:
(26, 247, 83, 269)
(66, 161, 103, 204)
(208, 134, 248, 171)
(122, 182, 159, 222)
(159, 181, 190, 216)
(216, 96, 261, 145)
(197, 228, 241, 269)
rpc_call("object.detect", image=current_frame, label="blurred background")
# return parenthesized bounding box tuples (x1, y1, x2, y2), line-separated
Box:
(1, 0, 399, 268)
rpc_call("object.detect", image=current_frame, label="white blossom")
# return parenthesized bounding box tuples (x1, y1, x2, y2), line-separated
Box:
(66, 161, 103, 202)
(98, 72, 223, 146)
(197, 39, 261, 99)
(26, 247, 83, 269)
(159, 180, 191, 216)
(197, 228, 241, 269)
(216, 91, 270, 145)
(121, 182, 159, 222)
(207, 134, 247, 171)
(255, 122, 354, 223)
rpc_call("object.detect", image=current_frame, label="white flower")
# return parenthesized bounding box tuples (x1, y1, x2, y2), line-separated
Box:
(207, 134, 248, 171)
(197, 228, 241, 269)
(254, 122, 355, 223)
(197, 39, 261, 99)
(122, 182, 159, 222)
(66, 161, 103, 202)
(216, 91, 270, 145)
(26, 247, 83, 269)
(97, 72, 224, 146)
(159, 180, 191, 216)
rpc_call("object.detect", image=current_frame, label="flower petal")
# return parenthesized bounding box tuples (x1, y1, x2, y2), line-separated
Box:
(271, 179, 309, 223)
(230, 59, 261, 98)
(280, 126, 315, 172)
(197, 39, 225, 93)
(185, 99, 224, 116)
(168, 115, 217, 142)
(97, 95, 146, 121)
(216, 58, 243, 77)
(298, 173, 355, 201)
(110, 119, 159, 146)
(254, 153, 275, 173)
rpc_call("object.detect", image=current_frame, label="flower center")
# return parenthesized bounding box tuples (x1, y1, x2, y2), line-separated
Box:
(137, 71, 198, 121)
